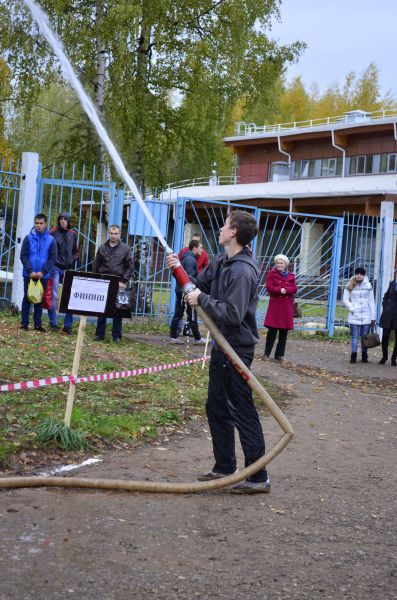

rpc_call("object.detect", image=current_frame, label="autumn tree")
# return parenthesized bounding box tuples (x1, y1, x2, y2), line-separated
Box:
(0, 59, 14, 162)
(0, 0, 303, 188)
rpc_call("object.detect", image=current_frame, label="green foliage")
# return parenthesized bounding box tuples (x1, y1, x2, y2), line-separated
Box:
(35, 417, 90, 451)
(0, 58, 14, 161)
(243, 63, 396, 126)
(1, 0, 303, 184)
(0, 313, 209, 464)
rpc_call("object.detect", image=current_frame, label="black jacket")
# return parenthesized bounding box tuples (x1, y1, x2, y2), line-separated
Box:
(94, 240, 133, 283)
(197, 248, 259, 355)
(380, 281, 397, 329)
(175, 250, 198, 292)
(51, 214, 79, 270)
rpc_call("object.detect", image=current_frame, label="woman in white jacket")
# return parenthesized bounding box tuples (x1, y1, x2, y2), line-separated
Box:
(343, 267, 376, 363)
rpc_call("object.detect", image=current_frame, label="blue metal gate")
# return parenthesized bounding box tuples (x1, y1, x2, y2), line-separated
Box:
(169, 198, 344, 336)
(36, 162, 122, 272)
(0, 157, 20, 306)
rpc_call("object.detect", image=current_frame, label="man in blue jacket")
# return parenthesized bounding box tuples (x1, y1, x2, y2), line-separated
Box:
(20, 213, 57, 332)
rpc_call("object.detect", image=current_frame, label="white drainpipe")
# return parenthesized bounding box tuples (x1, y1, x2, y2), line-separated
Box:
(277, 135, 291, 166)
(331, 129, 346, 177)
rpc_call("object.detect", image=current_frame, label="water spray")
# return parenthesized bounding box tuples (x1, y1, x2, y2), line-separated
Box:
(0, 0, 294, 493)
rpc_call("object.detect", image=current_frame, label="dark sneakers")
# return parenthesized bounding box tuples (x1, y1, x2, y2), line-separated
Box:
(20, 324, 28, 330)
(50, 325, 60, 332)
(230, 479, 271, 494)
(34, 326, 46, 332)
(62, 327, 72, 335)
(197, 469, 238, 481)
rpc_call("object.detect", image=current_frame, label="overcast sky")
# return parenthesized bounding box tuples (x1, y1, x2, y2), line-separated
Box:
(269, 0, 396, 99)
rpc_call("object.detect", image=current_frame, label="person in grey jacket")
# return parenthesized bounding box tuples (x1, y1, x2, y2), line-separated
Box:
(343, 266, 376, 363)
(166, 210, 269, 494)
(378, 270, 397, 365)
(93, 224, 133, 342)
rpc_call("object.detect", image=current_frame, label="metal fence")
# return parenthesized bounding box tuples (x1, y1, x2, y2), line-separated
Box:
(2, 153, 395, 336)
(36, 162, 121, 272)
(0, 157, 20, 307)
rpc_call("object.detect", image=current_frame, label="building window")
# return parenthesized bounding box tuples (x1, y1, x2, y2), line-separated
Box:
(349, 155, 374, 175)
(321, 157, 343, 177)
(292, 159, 315, 178)
(380, 153, 397, 173)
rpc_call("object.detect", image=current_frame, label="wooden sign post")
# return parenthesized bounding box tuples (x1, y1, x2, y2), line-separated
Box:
(59, 271, 120, 427)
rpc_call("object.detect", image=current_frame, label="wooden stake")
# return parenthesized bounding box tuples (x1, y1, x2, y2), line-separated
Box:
(202, 329, 211, 370)
(64, 315, 87, 427)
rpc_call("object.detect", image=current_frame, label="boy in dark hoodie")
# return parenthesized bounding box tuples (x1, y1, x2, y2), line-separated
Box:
(48, 213, 79, 333)
(166, 210, 269, 494)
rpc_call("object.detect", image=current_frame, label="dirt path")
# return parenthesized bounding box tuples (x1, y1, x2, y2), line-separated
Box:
(1, 337, 396, 599)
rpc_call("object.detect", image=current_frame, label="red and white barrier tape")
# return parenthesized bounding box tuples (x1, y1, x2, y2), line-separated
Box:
(0, 356, 210, 393)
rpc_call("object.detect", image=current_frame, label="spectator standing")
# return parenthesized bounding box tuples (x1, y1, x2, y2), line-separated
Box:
(93, 225, 133, 342)
(170, 240, 206, 344)
(20, 213, 57, 332)
(263, 254, 297, 361)
(378, 270, 397, 366)
(167, 210, 270, 494)
(48, 212, 79, 334)
(178, 233, 209, 273)
(343, 267, 376, 364)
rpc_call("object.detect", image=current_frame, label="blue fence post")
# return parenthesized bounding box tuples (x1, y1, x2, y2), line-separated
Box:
(108, 187, 124, 229)
(252, 207, 261, 259)
(375, 217, 385, 324)
(168, 198, 186, 321)
(35, 161, 43, 214)
(326, 216, 344, 336)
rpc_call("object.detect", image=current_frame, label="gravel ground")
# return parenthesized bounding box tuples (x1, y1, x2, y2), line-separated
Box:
(0, 336, 396, 600)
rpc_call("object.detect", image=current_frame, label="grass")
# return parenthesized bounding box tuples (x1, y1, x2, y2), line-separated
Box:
(0, 312, 208, 466)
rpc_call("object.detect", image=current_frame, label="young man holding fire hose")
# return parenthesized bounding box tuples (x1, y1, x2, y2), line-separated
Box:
(166, 210, 269, 494)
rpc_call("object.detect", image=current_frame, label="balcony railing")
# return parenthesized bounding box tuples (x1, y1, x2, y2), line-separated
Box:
(165, 175, 240, 190)
(234, 108, 397, 137)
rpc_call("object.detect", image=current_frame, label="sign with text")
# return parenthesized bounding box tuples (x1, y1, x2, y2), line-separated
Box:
(68, 277, 109, 313)
(59, 271, 119, 317)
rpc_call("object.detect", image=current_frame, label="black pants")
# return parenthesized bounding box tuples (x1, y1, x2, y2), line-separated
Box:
(206, 349, 267, 483)
(381, 328, 397, 358)
(264, 327, 288, 358)
(170, 292, 201, 340)
(96, 316, 122, 340)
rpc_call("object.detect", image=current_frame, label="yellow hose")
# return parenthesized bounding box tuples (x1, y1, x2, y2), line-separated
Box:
(0, 307, 293, 493)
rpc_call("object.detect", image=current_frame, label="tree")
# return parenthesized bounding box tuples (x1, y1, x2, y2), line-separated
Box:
(0, 0, 303, 188)
(8, 80, 97, 166)
(0, 58, 14, 162)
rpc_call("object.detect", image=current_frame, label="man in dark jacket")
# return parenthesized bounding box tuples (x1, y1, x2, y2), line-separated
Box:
(93, 224, 133, 342)
(20, 213, 57, 332)
(48, 213, 79, 334)
(169, 239, 205, 344)
(178, 233, 209, 273)
(166, 210, 269, 494)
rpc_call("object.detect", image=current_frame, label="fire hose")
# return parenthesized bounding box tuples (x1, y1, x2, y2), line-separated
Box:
(0, 259, 293, 493)
(0, 0, 293, 493)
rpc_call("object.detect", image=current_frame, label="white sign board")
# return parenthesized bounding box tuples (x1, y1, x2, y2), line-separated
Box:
(68, 276, 110, 313)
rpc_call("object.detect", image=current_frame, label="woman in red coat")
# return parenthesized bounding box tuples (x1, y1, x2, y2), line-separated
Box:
(263, 254, 297, 361)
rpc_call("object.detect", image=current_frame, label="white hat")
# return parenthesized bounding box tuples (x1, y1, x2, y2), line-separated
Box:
(274, 254, 289, 267)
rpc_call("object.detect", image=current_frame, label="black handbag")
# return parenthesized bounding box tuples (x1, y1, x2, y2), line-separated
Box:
(293, 301, 302, 318)
(363, 326, 380, 349)
(114, 288, 132, 318)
